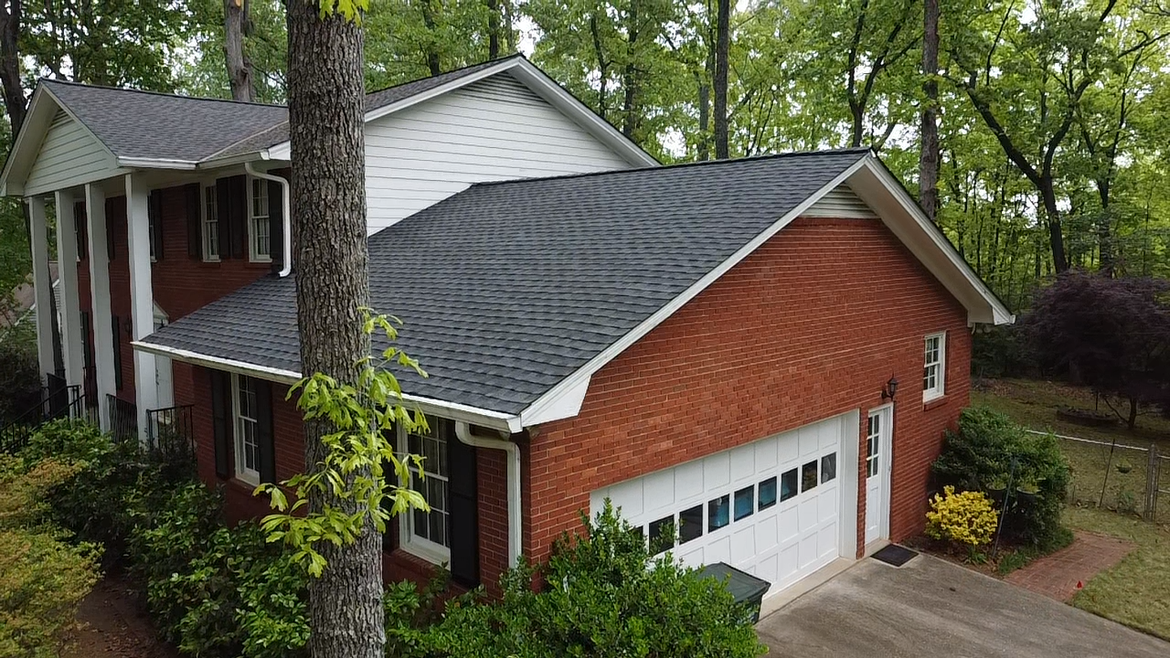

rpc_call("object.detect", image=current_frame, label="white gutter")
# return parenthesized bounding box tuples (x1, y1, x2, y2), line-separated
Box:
(244, 162, 292, 277)
(454, 421, 522, 568)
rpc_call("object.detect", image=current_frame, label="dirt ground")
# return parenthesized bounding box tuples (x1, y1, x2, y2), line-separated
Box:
(63, 575, 178, 658)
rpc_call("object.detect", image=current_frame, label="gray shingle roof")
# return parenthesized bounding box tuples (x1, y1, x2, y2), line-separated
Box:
(43, 56, 520, 163)
(141, 149, 869, 416)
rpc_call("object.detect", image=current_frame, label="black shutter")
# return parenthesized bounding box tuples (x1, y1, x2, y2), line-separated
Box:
(256, 379, 276, 484)
(149, 189, 164, 260)
(80, 312, 93, 369)
(268, 179, 284, 274)
(106, 198, 116, 261)
(74, 202, 87, 258)
(447, 426, 480, 587)
(210, 370, 232, 479)
(111, 315, 122, 390)
(228, 175, 247, 259)
(186, 183, 202, 258)
(215, 177, 232, 258)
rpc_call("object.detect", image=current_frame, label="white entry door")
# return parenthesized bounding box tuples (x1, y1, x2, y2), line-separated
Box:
(864, 405, 893, 546)
(152, 309, 174, 410)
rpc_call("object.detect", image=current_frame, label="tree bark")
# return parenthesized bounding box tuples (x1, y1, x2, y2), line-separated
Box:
(487, 0, 500, 58)
(697, 74, 710, 161)
(918, 0, 939, 222)
(713, 0, 729, 159)
(620, 0, 640, 139)
(286, 1, 380, 656)
(420, 0, 442, 76)
(225, 0, 255, 102)
(0, 0, 25, 133)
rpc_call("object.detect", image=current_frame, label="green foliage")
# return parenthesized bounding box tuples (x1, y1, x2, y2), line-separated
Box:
(0, 323, 41, 426)
(971, 325, 1035, 379)
(414, 502, 765, 657)
(257, 311, 429, 577)
(933, 407, 1071, 549)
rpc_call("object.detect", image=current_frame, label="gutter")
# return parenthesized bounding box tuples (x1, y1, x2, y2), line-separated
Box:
(244, 162, 292, 277)
(454, 421, 522, 568)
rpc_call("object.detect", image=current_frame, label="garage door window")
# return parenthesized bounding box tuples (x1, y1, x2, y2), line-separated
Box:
(680, 505, 703, 543)
(821, 453, 837, 483)
(709, 495, 730, 531)
(801, 461, 819, 492)
(760, 477, 778, 509)
(781, 469, 798, 502)
(649, 516, 673, 553)
(734, 486, 754, 521)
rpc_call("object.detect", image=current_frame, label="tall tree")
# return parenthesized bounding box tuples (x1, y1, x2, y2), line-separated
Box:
(225, 0, 256, 102)
(286, 0, 379, 655)
(713, 0, 728, 158)
(918, 0, 939, 221)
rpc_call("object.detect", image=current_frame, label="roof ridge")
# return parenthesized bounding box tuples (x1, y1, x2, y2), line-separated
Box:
(39, 77, 287, 109)
(469, 148, 873, 189)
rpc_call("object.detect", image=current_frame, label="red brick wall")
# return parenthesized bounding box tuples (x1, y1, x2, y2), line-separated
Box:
(522, 216, 971, 564)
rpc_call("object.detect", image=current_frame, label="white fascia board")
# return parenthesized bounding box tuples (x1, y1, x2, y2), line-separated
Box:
(507, 60, 659, 168)
(197, 150, 273, 169)
(851, 159, 1015, 326)
(117, 157, 199, 170)
(517, 154, 872, 428)
(131, 340, 522, 433)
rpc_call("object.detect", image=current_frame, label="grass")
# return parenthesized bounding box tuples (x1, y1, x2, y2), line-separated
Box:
(1065, 506, 1170, 641)
(972, 378, 1170, 523)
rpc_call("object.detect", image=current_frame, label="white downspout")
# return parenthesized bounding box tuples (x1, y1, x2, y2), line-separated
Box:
(244, 162, 292, 277)
(454, 421, 522, 569)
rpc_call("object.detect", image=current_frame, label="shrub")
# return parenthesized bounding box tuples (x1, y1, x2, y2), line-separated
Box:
(0, 324, 41, 425)
(932, 407, 1070, 549)
(418, 502, 766, 658)
(971, 325, 1035, 378)
(925, 486, 997, 551)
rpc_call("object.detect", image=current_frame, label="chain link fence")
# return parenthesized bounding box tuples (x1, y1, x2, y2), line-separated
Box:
(1034, 430, 1167, 524)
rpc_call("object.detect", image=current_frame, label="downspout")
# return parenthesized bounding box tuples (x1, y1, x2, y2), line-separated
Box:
(454, 421, 522, 569)
(244, 162, 292, 277)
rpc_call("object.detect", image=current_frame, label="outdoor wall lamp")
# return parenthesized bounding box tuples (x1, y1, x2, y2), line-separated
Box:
(881, 376, 899, 401)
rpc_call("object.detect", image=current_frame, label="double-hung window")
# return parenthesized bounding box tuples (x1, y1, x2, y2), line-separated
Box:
(401, 418, 450, 562)
(202, 183, 219, 261)
(233, 374, 261, 484)
(248, 177, 271, 262)
(923, 332, 946, 401)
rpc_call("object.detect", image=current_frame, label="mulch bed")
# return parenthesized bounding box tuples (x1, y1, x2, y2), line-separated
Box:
(64, 574, 178, 658)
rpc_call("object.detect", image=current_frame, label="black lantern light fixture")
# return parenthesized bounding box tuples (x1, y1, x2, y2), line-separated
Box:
(881, 376, 899, 401)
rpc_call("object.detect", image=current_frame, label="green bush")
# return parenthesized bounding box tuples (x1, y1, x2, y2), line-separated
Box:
(0, 324, 42, 425)
(416, 502, 766, 658)
(933, 406, 1071, 549)
(971, 325, 1036, 378)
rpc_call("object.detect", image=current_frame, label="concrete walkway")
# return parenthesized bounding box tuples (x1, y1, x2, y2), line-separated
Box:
(757, 552, 1168, 658)
(1006, 531, 1135, 601)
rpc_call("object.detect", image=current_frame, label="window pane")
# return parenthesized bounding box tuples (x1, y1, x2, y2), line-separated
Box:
(648, 516, 674, 553)
(679, 505, 703, 543)
(781, 469, 798, 502)
(708, 495, 730, 531)
(802, 460, 819, 492)
(734, 486, 754, 521)
(759, 477, 778, 510)
(821, 453, 837, 483)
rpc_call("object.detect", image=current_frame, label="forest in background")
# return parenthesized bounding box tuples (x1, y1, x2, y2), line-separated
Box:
(0, 0, 1167, 318)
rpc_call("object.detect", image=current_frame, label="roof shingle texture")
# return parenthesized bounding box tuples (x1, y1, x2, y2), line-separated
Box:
(41, 57, 517, 163)
(143, 150, 869, 415)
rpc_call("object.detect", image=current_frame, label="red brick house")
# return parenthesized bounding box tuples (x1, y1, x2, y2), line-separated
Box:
(4, 59, 1011, 603)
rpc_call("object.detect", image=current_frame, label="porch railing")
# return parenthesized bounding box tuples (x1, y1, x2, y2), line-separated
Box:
(146, 404, 196, 467)
(107, 394, 138, 443)
(0, 378, 87, 454)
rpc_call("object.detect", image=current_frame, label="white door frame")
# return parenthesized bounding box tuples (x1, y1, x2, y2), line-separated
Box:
(864, 403, 894, 550)
(152, 303, 174, 411)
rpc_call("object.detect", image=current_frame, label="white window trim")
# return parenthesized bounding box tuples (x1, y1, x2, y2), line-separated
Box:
(247, 176, 272, 263)
(397, 421, 451, 565)
(232, 373, 261, 485)
(923, 331, 946, 402)
(201, 181, 220, 263)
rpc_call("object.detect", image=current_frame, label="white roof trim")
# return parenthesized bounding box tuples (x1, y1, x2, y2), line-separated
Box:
(117, 157, 198, 170)
(518, 155, 872, 428)
(264, 58, 657, 168)
(131, 340, 523, 433)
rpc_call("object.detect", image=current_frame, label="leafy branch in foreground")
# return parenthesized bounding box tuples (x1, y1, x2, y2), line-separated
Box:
(256, 310, 431, 577)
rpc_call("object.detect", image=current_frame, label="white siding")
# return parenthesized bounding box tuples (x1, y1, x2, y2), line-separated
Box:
(25, 110, 119, 196)
(364, 74, 634, 234)
(802, 184, 877, 219)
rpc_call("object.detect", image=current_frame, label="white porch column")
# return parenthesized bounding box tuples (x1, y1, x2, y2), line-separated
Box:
(85, 183, 115, 432)
(54, 190, 84, 391)
(26, 196, 55, 384)
(125, 173, 157, 445)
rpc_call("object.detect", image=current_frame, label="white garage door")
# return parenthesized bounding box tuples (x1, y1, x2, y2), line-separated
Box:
(591, 413, 853, 596)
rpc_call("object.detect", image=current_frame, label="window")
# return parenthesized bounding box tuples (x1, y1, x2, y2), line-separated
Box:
(248, 177, 271, 262)
(233, 375, 261, 484)
(780, 469, 798, 502)
(110, 315, 122, 391)
(708, 495, 730, 532)
(648, 516, 674, 554)
(734, 486, 754, 521)
(867, 413, 881, 478)
(202, 183, 219, 261)
(801, 460, 819, 493)
(679, 505, 703, 543)
(402, 419, 450, 562)
(821, 453, 837, 484)
(759, 476, 778, 510)
(923, 332, 946, 401)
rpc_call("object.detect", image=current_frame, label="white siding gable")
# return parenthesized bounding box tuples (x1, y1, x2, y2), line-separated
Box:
(802, 184, 877, 219)
(25, 110, 119, 196)
(364, 73, 634, 234)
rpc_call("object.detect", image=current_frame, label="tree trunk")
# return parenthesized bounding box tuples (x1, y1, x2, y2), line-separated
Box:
(1127, 397, 1138, 431)
(918, 0, 940, 222)
(1039, 181, 1069, 273)
(0, 1, 25, 133)
(697, 74, 710, 161)
(225, 0, 255, 102)
(421, 0, 442, 76)
(286, 1, 381, 656)
(621, 0, 640, 139)
(487, 0, 500, 59)
(713, 0, 729, 159)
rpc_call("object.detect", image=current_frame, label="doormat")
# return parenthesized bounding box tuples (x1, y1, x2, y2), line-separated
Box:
(872, 544, 918, 567)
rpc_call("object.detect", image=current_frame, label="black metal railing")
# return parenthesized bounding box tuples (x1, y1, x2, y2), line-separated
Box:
(0, 378, 86, 454)
(146, 404, 196, 467)
(107, 394, 138, 443)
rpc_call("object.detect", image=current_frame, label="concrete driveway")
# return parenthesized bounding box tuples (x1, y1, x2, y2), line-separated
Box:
(757, 553, 1169, 658)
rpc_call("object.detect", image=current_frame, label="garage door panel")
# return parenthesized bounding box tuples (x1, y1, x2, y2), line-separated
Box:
(731, 524, 757, 564)
(702, 451, 730, 493)
(798, 497, 820, 532)
(642, 469, 675, 515)
(707, 535, 731, 565)
(799, 426, 821, 457)
(756, 437, 779, 471)
(730, 443, 755, 481)
(778, 434, 798, 463)
(677, 459, 706, 501)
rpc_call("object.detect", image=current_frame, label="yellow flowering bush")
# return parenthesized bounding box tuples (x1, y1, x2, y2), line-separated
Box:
(925, 486, 998, 548)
